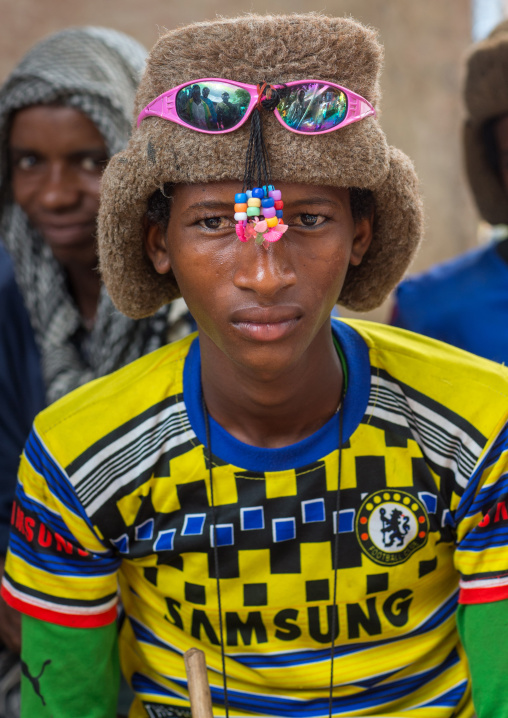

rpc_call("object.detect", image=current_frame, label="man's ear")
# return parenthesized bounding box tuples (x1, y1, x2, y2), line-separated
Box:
(349, 214, 374, 267)
(144, 224, 172, 275)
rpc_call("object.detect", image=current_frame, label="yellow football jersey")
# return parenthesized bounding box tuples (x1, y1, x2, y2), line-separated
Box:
(4, 319, 508, 717)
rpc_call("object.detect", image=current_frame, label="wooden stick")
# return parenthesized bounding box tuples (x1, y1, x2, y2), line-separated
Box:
(184, 648, 214, 718)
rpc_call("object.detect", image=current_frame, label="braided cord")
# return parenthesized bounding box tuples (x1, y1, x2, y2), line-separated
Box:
(202, 396, 230, 718)
(201, 330, 346, 718)
(328, 339, 347, 718)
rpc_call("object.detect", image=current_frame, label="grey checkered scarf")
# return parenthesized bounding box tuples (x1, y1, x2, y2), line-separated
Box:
(0, 27, 188, 404)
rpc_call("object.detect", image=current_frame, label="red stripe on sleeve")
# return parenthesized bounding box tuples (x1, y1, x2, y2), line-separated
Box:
(459, 584, 508, 605)
(1, 585, 117, 628)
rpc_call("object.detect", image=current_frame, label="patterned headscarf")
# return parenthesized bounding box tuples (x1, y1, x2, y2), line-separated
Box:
(0, 27, 188, 404)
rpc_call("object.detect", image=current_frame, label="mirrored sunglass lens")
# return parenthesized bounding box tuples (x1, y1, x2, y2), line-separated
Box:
(176, 81, 250, 131)
(277, 83, 348, 132)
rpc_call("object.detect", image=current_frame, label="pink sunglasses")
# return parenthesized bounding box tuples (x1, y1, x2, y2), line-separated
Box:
(137, 78, 376, 136)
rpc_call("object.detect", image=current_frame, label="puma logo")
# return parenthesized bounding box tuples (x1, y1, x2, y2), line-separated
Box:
(21, 658, 51, 706)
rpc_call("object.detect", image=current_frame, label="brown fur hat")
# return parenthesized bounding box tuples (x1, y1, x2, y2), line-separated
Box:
(464, 20, 508, 224)
(98, 13, 423, 318)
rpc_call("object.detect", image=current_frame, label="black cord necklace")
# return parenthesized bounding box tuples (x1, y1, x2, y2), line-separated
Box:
(203, 394, 230, 717)
(329, 396, 344, 718)
(201, 345, 346, 718)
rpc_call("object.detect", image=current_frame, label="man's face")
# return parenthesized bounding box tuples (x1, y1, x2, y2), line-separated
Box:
(494, 113, 508, 194)
(202, 88, 209, 98)
(192, 86, 201, 100)
(145, 181, 372, 377)
(9, 105, 108, 270)
(222, 93, 229, 102)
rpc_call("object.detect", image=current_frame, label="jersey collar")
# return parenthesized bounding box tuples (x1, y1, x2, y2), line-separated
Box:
(183, 319, 371, 471)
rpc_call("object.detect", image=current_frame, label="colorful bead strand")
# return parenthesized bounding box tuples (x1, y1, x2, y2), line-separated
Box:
(234, 186, 287, 245)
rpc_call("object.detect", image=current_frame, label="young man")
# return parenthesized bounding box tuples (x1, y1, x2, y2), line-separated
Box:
(216, 91, 238, 130)
(185, 84, 212, 130)
(201, 86, 218, 127)
(2, 14, 508, 718)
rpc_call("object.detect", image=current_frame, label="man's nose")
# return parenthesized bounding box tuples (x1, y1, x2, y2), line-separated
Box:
(38, 164, 80, 211)
(233, 240, 297, 297)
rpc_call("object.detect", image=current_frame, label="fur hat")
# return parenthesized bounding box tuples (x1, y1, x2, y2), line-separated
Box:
(98, 13, 423, 318)
(464, 20, 508, 224)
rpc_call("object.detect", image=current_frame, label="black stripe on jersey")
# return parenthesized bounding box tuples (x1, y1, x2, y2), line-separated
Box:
(67, 394, 185, 476)
(5, 572, 117, 609)
(363, 367, 486, 491)
(370, 368, 486, 446)
(66, 394, 195, 511)
(89, 434, 200, 526)
(461, 569, 508, 582)
(76, 409, 190, 507)
(371, 383, 479, 471)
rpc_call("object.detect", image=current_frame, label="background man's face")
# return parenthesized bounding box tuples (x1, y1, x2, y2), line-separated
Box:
(9, 104, 108, 271)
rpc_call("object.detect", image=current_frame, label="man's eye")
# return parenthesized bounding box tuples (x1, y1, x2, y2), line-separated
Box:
(296, 213, 326, 227)
(16, 155, 37, 170)
(198, 216, 232, 230)
(80, 157, 105, 171)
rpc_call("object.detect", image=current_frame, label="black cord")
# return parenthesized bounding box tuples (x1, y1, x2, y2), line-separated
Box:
(259, 85, 288, 112)
(328, 382, 345, 718)
(202, 340, 345, 718)
(242, 102, 274, 193)
(202, 395, 230, 718)
(241, 114, 257, 194)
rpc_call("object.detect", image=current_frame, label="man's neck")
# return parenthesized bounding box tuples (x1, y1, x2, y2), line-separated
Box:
(199, 322, 343, 449)
(66, 263, 101, 325)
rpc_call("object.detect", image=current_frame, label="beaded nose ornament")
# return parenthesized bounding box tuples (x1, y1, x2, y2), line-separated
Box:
(234, 84, 288, 246)
(234, 186, 287, 245)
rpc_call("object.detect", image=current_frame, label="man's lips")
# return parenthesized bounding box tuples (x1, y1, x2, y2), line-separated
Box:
(230, 306, 302, 341)
(37, 220, 96, 243)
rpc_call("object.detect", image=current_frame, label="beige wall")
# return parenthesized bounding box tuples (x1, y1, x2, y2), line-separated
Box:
(0, 0, 477, 321)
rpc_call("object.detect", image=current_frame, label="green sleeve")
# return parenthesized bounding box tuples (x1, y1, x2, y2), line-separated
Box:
(21, 614, 120, 718)
(456, 600, 508, 717)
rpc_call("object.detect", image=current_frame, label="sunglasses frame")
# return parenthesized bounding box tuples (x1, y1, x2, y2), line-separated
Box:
(137, 78, 376, 136)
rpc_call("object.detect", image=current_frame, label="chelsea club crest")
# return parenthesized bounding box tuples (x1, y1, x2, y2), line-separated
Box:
(356, 490, 429, 566)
